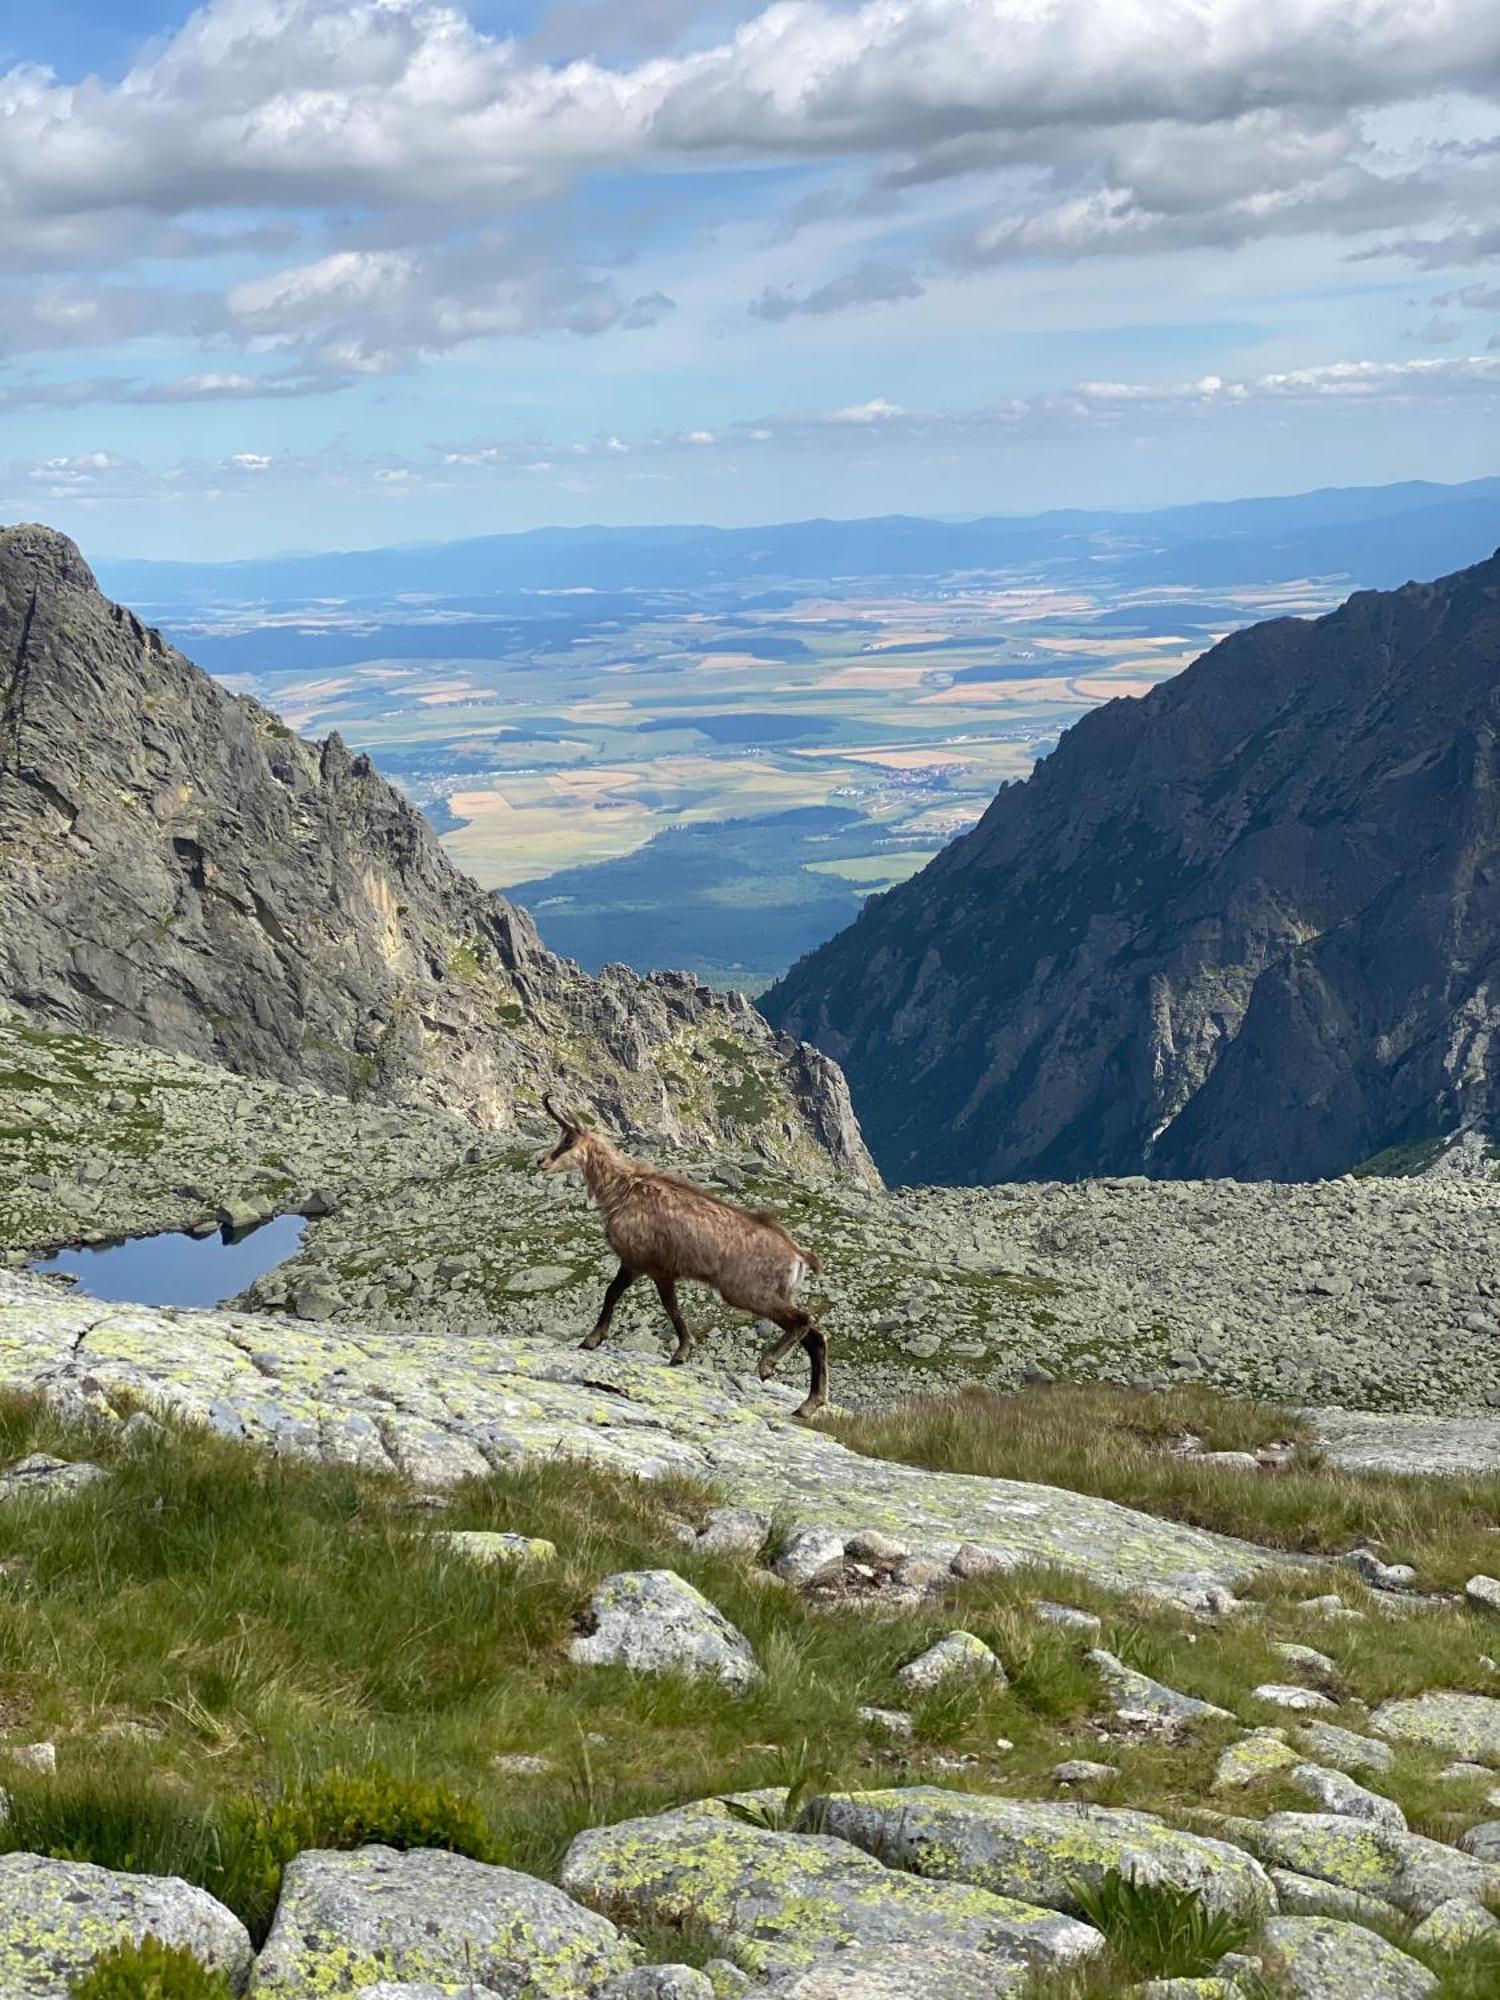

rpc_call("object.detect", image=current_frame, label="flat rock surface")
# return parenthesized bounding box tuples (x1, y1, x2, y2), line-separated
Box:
(1310, 1408, 1500, 1477)
(1371, 1692, 1500, 1761)
(0, 1853, 252, 2000)
(252, 1844, 636, 1997)
(0, 1272, 1273, 1600)
(559, 1799, 1101, 1985)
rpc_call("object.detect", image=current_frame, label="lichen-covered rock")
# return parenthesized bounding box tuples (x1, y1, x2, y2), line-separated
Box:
(0, 1272, 1279, 1606)
(1245, 1812, 1500, 1918)
(1293, 1722, 1393, 1776)
(356, 1987, 504, 1999)
(1410, 1897, 1500, 1950)
(569, 1571, 760, 1690)
(0, 1452, 105, 1503)
(772, 1525, 847, 1586)
(1259, 1914, 1436, 1998)
(1087, 1650, 1232, 1727)
(1268, 1870, 1391, 1921)
(1289, 1763, 1406, 1829)
(758, 1941, 1028, 1997)
(1253, 1684, 1338, 1713)
(1371, 1691, 1500, 1761)
(1274, 1643, 1337, 1680)
(558, 1800, 1101, 1984)
(896, 1632, 1005, 1694)
(600, 1969, 716, 2000)
(252, 1844, 636, 1996)
(429, 1531, 555, 1567)
(1136, 1982, 1236, 1999)
(802, 1788, 1274, 1919)
(1213, 1730, 1297, 1789)
(0, 1852, 252, 1999)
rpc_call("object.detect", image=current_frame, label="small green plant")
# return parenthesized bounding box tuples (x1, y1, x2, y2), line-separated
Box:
(1069, 1869, 1256, 1981)
(723, 1740, 833, 1832)
(215, 1765, 498, 1941)
(69, 1936, 234, 2000)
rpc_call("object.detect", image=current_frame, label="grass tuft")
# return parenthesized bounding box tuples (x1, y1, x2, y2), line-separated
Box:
(69, 1937, 235, 2000)
(827, 1382, 1500, 1588)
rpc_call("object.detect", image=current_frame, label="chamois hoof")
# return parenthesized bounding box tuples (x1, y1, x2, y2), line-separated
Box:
(579, 1331, 605, 1351)
(757, 1355, 779, 1382)
(792, 1397, 824, 1422)
(668, 1349, 692, 1367)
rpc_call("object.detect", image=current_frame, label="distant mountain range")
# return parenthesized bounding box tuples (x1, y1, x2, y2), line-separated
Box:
(99, 477, 1500, 610)
(764, 546, 1500, 1186)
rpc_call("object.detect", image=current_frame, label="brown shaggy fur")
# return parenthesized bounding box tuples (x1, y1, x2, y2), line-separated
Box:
(537, 1100, 827, 1417)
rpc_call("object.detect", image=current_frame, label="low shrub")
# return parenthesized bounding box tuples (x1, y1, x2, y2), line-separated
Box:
(213, 1764, 498, 1940)
(69, 1937, 234, 2000)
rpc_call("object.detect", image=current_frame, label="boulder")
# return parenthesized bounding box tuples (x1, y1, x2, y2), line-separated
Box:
(1465, 1575, 1500, 1615)
(1288, 1763, 1406, 1829)
(1293, 1722, 1392, 1776)
(0, 1853, 252, 2000)
(1409, 1897, 1500, 1950)
(1371, 1691, 1500, 1761)
(1252, 1684, 1338, 1714)
(0, 1453, 105, 1503)
(429, 1531, 556, 1567)
(1087, 1649, 1232, 1727)
(1247, 1812, 1500, 1918)
(1258, 1914, 1436, 1999)
(1458, 1820, 1500, 1862)
(897, 1632, 1005, 1694)
(1268, 1870, 1390, 1922)
(1213, 1730, 1297, 1789)
(772, 1526, 847, 1587)
(600, 1971, 716, 2000)
(252, 1844, 636, 1996)
(758, 1941, 1029, 1997)
(558, 1800, 1101, 1986)
(695, 1508, 770, 1555)
(802, 1789, 1274, 1919)
(569, 1572, 760, 1691)
(1033, 1602, 1101, 1637)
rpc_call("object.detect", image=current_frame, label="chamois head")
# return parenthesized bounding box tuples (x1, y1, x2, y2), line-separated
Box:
(536, 1092, 593, 1173)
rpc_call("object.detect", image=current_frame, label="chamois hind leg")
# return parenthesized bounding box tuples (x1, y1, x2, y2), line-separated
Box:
(655, 1277, 695, 1365)
(580, 1261, 635, 1351)
(794, 1322, 827, 1421)
(758, 1307, 811, 1382)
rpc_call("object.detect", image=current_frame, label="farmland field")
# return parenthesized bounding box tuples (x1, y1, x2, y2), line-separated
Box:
(113, 504, 1448, 990)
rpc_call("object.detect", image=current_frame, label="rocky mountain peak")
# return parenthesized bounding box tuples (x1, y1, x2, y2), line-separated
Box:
(765, 546, 1500, 1185)
(0, 522, 878, 1185)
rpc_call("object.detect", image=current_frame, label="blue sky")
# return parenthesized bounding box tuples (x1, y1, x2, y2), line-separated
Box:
(3, 0, 1499, 557)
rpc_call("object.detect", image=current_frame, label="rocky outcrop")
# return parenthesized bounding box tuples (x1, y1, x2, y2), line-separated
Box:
(765, 549, 1500, 1184)
(0, 524, 874, 1184)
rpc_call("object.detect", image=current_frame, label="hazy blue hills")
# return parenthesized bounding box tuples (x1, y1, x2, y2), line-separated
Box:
(98, 476, 1500, 611)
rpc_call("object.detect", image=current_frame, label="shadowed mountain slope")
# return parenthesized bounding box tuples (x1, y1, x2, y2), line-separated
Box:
(764, 550, 1500, 1185)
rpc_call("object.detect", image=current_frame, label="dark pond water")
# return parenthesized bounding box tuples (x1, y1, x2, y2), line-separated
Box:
(33, 1212, 306, 1308)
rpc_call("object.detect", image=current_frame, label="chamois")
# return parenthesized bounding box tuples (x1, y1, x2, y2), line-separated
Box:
(536, 1095, 828, 1417)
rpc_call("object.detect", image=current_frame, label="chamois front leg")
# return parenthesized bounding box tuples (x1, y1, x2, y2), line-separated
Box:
(581, 1261, 635, 1350)
(655, 1277, 695, 1365)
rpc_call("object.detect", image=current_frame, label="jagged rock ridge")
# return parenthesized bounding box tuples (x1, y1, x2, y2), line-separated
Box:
(765, 548, 1500, 1184)
(0, 523, 875, 1182)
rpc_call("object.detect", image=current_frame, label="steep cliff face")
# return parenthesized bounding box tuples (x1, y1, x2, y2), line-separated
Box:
(0, 524, 876, 1184)
(765, 549, 1500, 1185)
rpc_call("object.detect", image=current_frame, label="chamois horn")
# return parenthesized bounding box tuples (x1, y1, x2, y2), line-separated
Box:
(542, 1091, 572, 1130)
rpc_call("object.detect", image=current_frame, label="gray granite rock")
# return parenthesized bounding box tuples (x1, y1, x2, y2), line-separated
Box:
(0, 1452, 105, 1503)
(570, 1572, 760, 1691)
(1258, 1914, 1436, 1998)
(600, 1970, 716, 2000)
(1246, 1812, 1500, 1918)
(1293, 1722, 1393, 1776)
(252, 1844, 636, 1997)
(0, 1853, 252, 2000)
(1288, 1763, 1405, 1829)
(559, 1799, 1102, 1984)
(1371, 1690, 1500, 1761)
(1087, 1650, 1232, 1727)
(896, 1631, 1005, 1693)
(758, 1942, 1031, 1997)
(804, 1788, 1274, 1918)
